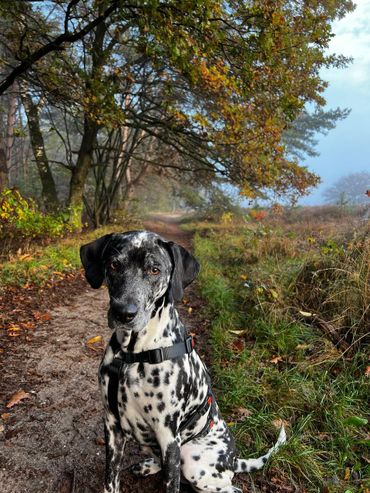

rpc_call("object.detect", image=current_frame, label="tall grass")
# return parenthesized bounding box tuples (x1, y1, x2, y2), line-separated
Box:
(192, 220, 370, 493)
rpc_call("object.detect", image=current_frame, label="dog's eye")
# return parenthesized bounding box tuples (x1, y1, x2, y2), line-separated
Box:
(110, 260, 121, 271)
(148, 267, 160, 276)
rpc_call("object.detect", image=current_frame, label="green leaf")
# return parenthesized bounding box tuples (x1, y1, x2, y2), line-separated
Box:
(343, 416, 368, 427)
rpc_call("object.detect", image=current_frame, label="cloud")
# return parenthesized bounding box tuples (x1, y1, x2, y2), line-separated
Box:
(324, 0, 370, 86)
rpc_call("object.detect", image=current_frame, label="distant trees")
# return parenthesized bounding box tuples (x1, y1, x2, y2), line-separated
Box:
(0, 0, 355, 226)
(283, 107, 351, 161)
(323, 172, 370, 206)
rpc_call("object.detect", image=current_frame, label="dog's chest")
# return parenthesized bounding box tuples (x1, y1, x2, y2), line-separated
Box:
(100, 353, 209, 444)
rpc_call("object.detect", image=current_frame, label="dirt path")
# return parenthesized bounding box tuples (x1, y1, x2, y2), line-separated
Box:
(0, 215, 207, 493)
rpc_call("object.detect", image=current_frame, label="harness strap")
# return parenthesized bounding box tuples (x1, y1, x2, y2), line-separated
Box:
(107, 336, 195, 421)
(180, 389, 214, 444)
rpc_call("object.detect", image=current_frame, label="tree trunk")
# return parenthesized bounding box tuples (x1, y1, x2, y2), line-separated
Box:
(67, 21, 106, 227)
(68, 117, 99, 224)
(0, 147, 8, 191)
(0, 95, 9, 191)
(21, 91, 59, 211)
(5, 91, 17, 183)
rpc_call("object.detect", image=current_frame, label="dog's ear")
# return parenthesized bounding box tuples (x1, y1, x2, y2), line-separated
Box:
(163, 241, 200, 302)
(80, 234, 112, 289)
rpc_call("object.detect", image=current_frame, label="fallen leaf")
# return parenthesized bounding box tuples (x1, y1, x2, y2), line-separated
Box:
(240, 274, 248, 280)
(344, 467, 350, 481)
(187, 307, 193, 314)
(365, 366, 370, 378)
(19, 253, 33, 261)
(231, 339, 245, 353)
(296, 344, 310, 350)
(96, 437, 105, 446)
(235, 407, 252, 418)
(6, 390, 31, 408)
(272, 418, 289, 429)
(270, 355, 283, 364)
(21, 321, 36, 330)
(0, 424, 4, 433)
(32, 311, 52, 322)
(298, 310, 315, 317)
(229, 329, 247, 336)
(269, 289, 279, 300)
(8, 325, 21, 332)
(318, 432, 330, 440)
(1, 413, 10, 421)
(87, 335, 102, 345)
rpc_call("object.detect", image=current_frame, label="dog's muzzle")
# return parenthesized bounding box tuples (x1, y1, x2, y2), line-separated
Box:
(110, 301, 138, 324)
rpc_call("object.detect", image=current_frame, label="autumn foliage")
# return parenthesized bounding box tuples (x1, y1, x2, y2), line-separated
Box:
(0, 0, 355, 223)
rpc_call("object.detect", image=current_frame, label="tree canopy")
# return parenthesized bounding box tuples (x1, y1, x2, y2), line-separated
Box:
(0, 0, 355, 224)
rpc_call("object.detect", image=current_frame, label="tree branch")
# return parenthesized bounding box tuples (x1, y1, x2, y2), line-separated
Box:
(0, 0, 120, 95)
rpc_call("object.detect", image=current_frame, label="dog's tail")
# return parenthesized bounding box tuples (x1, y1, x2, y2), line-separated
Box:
(234, 426, 286, 473)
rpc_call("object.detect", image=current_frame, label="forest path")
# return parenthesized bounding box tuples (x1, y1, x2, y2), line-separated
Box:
(0, 214, 205, 493)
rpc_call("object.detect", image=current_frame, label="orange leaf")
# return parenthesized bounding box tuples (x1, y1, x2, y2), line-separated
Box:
(6, 390, 30, 408)
(1, 413, 10, 421)
(87, 335, 102, 345)
(21, 321, 35, 330)
(270, 355, 283, 364)
(32, 311, 52, 322)
(8, 325, 21, 332)
(272, 418, 289, 429)
(86, 335, 104, 352)
(365, 366, 370, 378)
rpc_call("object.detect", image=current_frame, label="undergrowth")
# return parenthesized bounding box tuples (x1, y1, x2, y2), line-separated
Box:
(192, 220, 370, 493)
(0, 222, 140, 288)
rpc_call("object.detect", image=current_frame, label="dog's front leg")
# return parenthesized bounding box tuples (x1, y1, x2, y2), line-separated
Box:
(158, 434, 181, 493)
(103, 415, 126, 493)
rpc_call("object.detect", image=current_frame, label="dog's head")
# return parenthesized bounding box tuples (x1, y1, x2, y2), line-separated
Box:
(80, 231, 199, 332)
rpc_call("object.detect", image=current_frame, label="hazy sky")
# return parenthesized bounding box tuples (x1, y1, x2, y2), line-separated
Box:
(300, 0, 370, 205)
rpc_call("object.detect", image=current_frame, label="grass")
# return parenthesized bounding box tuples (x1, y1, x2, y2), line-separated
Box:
(191, 218, 370, 493)
(0, 222, 140, 288)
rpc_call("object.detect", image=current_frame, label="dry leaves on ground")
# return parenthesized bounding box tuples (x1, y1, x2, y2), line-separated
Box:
(6, 389, 30, 408)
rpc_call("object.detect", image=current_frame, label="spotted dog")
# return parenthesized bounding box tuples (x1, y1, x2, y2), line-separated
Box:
(80, 231, 286, 493)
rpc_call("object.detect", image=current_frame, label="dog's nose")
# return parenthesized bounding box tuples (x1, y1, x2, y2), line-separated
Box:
(111, 302, 138, 324)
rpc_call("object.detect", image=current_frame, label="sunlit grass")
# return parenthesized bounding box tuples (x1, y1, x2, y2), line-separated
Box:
(192, 224, 370, 492)
(0, 223, 140, 287)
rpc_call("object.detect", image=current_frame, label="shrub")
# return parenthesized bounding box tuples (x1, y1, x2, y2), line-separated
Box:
(0, 188, 78, 254)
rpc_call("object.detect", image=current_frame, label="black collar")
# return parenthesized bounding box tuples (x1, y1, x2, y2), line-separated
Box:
(110, 335, 194, 367)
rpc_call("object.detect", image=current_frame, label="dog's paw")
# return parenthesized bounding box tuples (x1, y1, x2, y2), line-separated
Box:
(131, 463, 145, 477)
(131, 458, 161, 477)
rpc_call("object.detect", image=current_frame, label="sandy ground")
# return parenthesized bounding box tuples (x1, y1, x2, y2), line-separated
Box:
(0, 217, 200, 493)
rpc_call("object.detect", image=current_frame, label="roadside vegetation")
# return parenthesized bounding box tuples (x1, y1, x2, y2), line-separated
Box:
(189, 209, 369, 493)
(0, 188, 140, 288)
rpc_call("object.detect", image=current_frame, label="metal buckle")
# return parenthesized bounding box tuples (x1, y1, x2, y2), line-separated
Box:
(185, 336, 194, 354)
(148, 348, 164, 364)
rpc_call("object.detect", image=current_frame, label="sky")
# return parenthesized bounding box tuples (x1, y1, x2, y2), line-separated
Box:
(300, 0, 370, 205)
